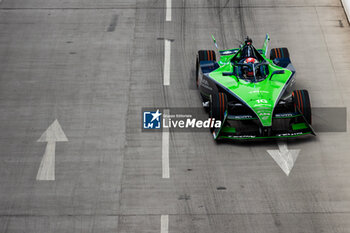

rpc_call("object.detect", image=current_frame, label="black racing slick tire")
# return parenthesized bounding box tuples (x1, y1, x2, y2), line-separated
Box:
(196, 50, 216, 88)
(198, 50, 216, 62)
(196, 57, 199, 88)
(209, 93, 227, 131)
(292, 90, 312, 124)
(270, 47, 290, 60)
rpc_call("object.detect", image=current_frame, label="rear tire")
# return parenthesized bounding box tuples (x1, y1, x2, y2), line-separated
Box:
(270, 47, 290, 60)
(209, 93, 227, 131)
(292, 90, 312, 124)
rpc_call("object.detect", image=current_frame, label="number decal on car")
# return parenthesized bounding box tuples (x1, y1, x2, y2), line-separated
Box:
(256, 99, 268, 104)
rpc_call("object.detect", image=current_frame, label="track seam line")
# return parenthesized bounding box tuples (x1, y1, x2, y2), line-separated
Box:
(0, 6, 343, 10)
(2, 211, 350, 217)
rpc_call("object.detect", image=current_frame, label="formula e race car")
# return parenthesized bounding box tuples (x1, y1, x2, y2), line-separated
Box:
(195, 34, 315, 140)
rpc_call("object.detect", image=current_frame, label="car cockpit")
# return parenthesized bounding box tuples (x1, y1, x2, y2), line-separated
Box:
(230, 37, 270, 82)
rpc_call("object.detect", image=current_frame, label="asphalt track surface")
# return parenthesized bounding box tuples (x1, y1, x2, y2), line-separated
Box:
(1, 0, 350, 232)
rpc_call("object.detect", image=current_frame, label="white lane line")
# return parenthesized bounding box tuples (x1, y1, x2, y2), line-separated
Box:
(166, 0, 172, 21)
(267, 141, 300, 176)
(163, 40, 171, 86)
(36, 119, 68, 181)
(162, 109, 170, 178)
(161, 215, 169, 233)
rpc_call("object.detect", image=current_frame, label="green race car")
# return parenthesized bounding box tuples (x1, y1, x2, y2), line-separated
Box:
(195, 34, 315, 140)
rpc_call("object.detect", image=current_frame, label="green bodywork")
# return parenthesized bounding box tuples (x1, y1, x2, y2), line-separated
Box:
(208, 36, 292, 127)
(201, 34, 315, 140)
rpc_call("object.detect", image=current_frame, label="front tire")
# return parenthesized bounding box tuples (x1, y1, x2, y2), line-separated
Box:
(209, 93, 227, 132)
(292, 90, 312, 124)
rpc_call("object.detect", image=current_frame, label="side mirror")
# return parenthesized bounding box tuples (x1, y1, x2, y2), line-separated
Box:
(269, 70, 285, 80)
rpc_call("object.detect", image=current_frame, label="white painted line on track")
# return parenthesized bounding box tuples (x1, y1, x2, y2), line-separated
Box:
(36, 119, 68, 181)
(162, 109, 170, 178)
(161, 215, 169, 233)
(166, 0, 172, 21)
(267, 141, 300, 176)
(163, 40, 171, 86)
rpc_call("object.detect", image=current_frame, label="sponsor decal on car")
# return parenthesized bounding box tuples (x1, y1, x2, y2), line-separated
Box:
(276, 132, 303, 137)
(229, 135, 256, 139)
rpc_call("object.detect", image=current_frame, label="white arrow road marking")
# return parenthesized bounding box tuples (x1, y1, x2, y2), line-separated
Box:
(267, 141, 300, 176)
(36, 119, 68, 181)
(161, 215, 169, 233)
(166, 0, 172, 21)
(163, 39, 171, 86)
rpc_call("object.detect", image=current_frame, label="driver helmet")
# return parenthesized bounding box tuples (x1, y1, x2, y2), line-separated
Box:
(244, 57, 258, 64)
(243, 57, 258, 77)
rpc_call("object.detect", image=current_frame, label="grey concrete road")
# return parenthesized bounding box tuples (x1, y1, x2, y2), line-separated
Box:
(1, 0, 350, 232)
